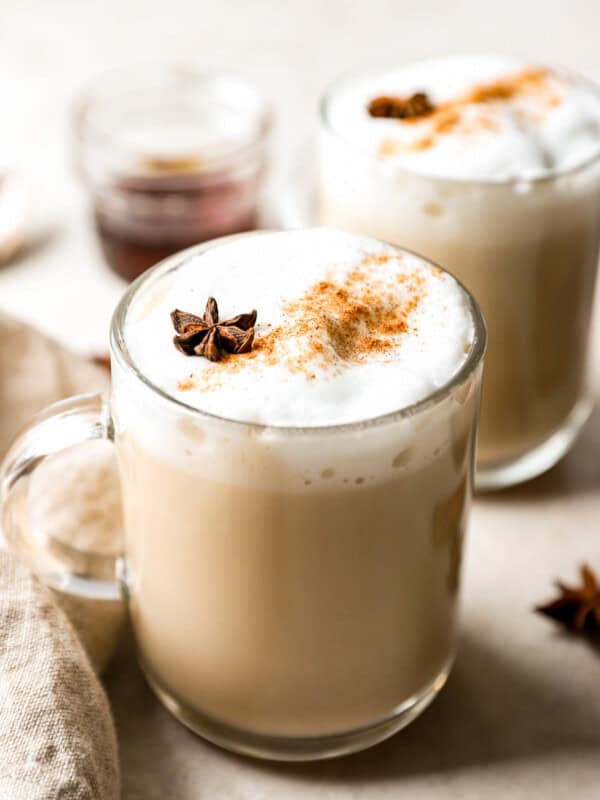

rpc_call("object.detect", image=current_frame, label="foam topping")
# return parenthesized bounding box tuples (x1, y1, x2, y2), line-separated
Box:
(125, 228, 475, 426)
(325, 55, 600, 179)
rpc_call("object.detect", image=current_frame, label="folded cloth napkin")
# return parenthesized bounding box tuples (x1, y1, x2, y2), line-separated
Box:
(0, 551, 119, 799)
(0, 311, 107, 454)
(0, 311, 122, 799)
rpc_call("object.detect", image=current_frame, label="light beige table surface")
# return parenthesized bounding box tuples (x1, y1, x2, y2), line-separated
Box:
(3, 1, 600, 797)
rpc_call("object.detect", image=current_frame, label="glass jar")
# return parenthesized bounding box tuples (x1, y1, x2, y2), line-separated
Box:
(74, 65, 271, 281)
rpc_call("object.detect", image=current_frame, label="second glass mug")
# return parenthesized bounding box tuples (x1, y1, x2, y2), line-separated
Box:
(318, 67, 600, 490)
(0, 232, 485, 761)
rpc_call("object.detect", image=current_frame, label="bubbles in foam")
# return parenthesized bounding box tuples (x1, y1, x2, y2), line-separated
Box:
(125, 228, 474, 426)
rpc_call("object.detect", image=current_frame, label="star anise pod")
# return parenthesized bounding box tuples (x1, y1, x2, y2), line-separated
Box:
(367, 92, 435, 120)
(171, 297, 257, 362)
(536, 564, 600, 635)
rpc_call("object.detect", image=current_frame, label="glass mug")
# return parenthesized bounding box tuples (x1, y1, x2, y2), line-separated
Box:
(0, 233, 486, 761)
(74, 65, 271, 281)
(318, 67, 600, 490)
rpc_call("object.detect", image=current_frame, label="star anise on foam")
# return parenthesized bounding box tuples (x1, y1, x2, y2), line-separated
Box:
(536, 564, 600, 635)
(171, 297, 257, 362)
(367, 92, 435, 120)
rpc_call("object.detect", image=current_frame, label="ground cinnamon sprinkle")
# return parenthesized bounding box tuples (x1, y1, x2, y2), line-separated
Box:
(192, 253, 428, 389)
(410, 136, 435, 152)
(283, 261, 424, 367)
(466, 68, 549, 104)
(433, 108, 461, 135)
(375, 67, 560, 156)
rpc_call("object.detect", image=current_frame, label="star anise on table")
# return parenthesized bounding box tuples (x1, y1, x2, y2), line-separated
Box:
(171, 297, 257, 362)
(536, 564, 600, 635)
(367, 92, 435, 120)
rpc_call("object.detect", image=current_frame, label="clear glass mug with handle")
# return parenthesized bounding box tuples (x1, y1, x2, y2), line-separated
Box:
(0, 231, 486, 761)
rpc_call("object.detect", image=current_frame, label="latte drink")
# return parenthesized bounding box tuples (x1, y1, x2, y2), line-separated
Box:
(319, 56, 600, 488)
(114, 227, 484, 758)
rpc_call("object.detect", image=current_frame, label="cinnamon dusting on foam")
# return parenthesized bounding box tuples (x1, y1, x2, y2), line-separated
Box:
(465, 67, 551, 104)
(125, 229, 475, 426)
(193, 252, 430, 389)
(376, 67, 561, 156)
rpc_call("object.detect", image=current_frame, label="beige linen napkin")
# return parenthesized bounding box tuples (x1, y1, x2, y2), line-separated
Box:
(0, 551, 119, 799)
(0, 311, 122, 798)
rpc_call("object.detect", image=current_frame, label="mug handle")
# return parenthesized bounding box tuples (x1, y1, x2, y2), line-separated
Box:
(0, 392, 122, 601)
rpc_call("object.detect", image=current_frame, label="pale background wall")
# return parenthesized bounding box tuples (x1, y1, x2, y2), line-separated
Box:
(1, 0, 600, 352)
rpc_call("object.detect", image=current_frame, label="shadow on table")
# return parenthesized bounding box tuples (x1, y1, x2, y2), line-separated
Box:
(106, 630, 600, 797)
(254, 634, 600, 785)
(476, 402, 600, 504)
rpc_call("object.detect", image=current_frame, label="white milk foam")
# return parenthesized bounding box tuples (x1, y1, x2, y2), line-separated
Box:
(326, 55, 600, 180)
(125, 228, 474, 427)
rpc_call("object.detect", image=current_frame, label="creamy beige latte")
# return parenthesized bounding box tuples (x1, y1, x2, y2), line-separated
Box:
(319, 56, 600, 487)
(113, 228, 484, 755)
